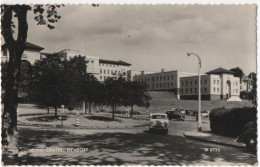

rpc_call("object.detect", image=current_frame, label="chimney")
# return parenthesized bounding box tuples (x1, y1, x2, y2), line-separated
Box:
(161, 68, 165, 73)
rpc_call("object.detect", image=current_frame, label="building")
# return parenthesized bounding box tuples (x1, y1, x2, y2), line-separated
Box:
(57, 49, 131, 82)
(179, 67, 241, 101)
(127, 70, 154, 81)
(1, 42, 44, 64)
(240, 75, 253, 92)
(133, 69, 196, 99)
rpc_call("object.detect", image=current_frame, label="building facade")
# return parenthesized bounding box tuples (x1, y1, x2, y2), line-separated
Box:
(57, 49, 131, 82)
(179, 68, 241, 101)
(133, 69, 196, 99)
(1, 42, 44, 64)
(240, 75, 253, 92)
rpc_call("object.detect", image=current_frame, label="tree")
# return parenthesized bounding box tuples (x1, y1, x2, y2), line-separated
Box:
(124, 80, 151, 118)
(104, 77, 127, 120)
(79, 74, 101, 114)
(230, 67, 244, 81)
(1, 5, 63, 149)
(248, 72, 257, 105)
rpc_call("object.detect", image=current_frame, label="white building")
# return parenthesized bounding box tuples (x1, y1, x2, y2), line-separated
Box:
(1, 42, 44, 64)
(57, 49, 131, 82)
(133, 69, 196, 99)
(179, 67, 241, 101)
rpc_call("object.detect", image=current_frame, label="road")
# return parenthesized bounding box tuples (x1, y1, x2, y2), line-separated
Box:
(18, 117, 257, 165)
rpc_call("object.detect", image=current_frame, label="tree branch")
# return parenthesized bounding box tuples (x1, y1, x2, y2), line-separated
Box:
(1, 5, 15, 45)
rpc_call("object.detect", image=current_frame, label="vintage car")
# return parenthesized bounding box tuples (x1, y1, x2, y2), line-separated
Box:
(236, 121, 257, 152)
(165, 110, 185, 121)
(149, 113, 169, 134)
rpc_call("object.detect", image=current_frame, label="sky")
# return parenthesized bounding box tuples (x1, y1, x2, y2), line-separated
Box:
(22, 5, 257, 75)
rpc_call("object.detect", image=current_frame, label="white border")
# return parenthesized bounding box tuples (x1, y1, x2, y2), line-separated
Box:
(1, 0, 259, 166)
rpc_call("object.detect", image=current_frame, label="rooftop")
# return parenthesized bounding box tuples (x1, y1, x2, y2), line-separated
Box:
(99, 59, 131, 66)
(2, 42, 44, 51)
(206, 67, 235, 75)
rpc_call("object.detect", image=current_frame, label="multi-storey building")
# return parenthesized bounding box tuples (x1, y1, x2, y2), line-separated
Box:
(179, 67, 241, 101)
(133, 69, 196, 99)
(57, 49, 131, 82)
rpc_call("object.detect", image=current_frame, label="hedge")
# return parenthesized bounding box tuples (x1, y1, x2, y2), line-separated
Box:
(209, 107, 256, 137)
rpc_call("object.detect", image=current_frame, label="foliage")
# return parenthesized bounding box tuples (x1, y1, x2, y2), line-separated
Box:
(248, 72, 257, 105)
(230, 67, 244, 81)
(209, 107, 256, 137)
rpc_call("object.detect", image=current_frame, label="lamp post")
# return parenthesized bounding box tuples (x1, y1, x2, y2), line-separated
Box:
(187, 52, 202, 131)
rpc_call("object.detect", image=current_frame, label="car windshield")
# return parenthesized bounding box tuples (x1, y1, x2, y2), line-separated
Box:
(151, 115, 166, 119)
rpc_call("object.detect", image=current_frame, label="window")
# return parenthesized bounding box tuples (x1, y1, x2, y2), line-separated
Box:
(100, 69, 102, 74)
(195, 80, 197, 85)
(204, 88, 207, 93)
(181, 82, 184, 86)
(171, 83, 173, 87)
(195, 88, 197, 93)
(168, 76, 170, 80)
(186, 89, 188, 94)
(171, 75, 173, 80)
(163, 83, 165, 88)
(214, 87, 216, 92)
(236, 89, 238, 93)
(181, 89, 184, 94)
(100, 76, 102, 80)
(156, 84, 158, 88)
(152, 77, 154, 81)
(148, 78, 150, 82)
(204, 80, 207, 85)
(217, 80, 219, 85)
(164, 76, 166, 80)
(160, 77, 162, 81)
(104, 76, 106, 80)
(217, 88, 219, 92)
(190, 88, 192, 93)
(167, 83, 169, 88)
(236, 82, 238, 86)
(157, 77, 158, 81)
(186, 81, 188, 86)
(152, 84, 154, 88)
(214, 80, 216, 84)
(104, 70, 106, 74)
(190, 81, 192, 86)
(108, 70, 110, 75)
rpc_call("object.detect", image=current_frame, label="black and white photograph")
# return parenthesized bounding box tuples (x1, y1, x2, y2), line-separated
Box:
(1, 3, 258, 166)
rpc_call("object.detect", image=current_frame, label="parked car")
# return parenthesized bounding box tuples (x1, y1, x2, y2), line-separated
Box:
(165, 110, 185, 121)
(201, 111, 209, 118)
(149, 113, 169, 134)
(236, 121, 257, 152)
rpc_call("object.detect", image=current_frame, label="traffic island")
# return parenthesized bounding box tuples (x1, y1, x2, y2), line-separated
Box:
(183, 131, 245, 148)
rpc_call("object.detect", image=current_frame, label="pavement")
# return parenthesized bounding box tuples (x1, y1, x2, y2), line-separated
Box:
(183, 131, 246, 148)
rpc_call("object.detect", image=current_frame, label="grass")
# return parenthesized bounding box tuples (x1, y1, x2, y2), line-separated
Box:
(86, 116, 121, 122)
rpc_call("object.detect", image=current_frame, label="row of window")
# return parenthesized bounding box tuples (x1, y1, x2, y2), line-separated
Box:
(100, 63, 118, 67)
(100, 69, 120, 75)
(233, 81, 239, 86)
(213, 80, 220, 85)
(146, 82, 174, 89)
(135, 75, 175, 82)
(181, 88, 207, 94)
(181, 80, 207, 87)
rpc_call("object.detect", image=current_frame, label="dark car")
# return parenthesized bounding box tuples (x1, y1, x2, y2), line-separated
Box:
(236, 121, 257, 152)
(165, 110, 185, 121)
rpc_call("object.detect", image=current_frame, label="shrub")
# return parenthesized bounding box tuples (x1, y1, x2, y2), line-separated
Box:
(209, 107, 256, 137)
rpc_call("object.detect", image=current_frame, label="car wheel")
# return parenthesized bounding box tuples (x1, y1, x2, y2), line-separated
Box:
(245, 134, 257, 152)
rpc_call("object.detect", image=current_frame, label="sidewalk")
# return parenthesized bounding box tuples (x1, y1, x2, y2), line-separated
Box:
(183, 131, 246, 148)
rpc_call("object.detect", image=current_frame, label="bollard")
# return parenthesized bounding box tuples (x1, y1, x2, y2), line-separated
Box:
(75, 112, 80, 127)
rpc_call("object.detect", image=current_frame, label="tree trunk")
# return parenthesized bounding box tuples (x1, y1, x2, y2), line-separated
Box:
(130, 105, 134, 118)
(54, 106, 58, 118)
(47, 106, 49, 114)
(1, 5, 30, 164)
(84, 100, 87, 114)
(112, 105, 115, 120)
(88, 102, 92, 114)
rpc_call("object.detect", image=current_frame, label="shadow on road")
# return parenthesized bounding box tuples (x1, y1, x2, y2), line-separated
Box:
(18, 127, 256, 165)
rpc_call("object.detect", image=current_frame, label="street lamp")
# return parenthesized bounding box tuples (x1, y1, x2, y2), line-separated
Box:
(187, 52, 202, 131)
